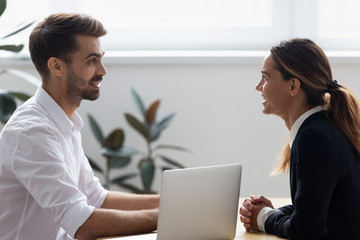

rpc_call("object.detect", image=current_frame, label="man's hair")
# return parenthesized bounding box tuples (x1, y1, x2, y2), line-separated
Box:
(29, 13, 107, 80)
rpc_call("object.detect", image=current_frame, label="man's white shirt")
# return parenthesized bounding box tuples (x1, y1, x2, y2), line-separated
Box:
(0, 87, 108, 239)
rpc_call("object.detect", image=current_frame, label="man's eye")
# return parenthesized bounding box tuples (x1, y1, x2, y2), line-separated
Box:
(88, 58, 97, 64)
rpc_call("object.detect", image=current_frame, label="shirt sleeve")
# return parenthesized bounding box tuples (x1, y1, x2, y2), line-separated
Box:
(257, 207, 280, 232)
(77, 144, 108, 208)
(10, 125, 96, 238)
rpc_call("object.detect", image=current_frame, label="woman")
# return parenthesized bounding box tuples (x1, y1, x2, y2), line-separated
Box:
(239, 38, 360, 239)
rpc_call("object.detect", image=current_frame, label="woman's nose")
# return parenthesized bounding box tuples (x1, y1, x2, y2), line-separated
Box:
(255, 80, 263, 91)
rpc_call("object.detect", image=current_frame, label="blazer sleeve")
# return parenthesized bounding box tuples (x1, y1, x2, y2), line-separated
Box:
(279, 205, 294, 215)
(264, 128, 340, 239)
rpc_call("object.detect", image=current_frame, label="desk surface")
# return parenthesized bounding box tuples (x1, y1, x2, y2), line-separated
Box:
(99, 198, 291, 240)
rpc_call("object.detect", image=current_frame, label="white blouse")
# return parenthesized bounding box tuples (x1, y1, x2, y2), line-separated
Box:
(0, 87, 108, 240)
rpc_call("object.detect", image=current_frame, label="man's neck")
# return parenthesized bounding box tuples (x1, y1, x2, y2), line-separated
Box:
(41, 83, 79, 118)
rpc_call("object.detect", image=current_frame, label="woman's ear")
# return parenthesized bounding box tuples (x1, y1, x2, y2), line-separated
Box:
(289, 78, 301, 97)
(47, 57, 65, 77)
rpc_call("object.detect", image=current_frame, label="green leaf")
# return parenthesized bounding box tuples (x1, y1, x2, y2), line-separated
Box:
(150, 124, 161, 142)
(108, 156, 131, 168)
(157, 112, 176, 131)
(150, 113, 176, 142)
(139, 159, 155, 192)
(102, 128, 124, 149)
(87, 114, 105, 144)
(86, 155, 103, 173)
(130, 88, 146, 117)
(0, 0, 6, 17)
(154, 144, 190, 152)
(159, 155, 185, 168)
(9, 91, 32, 102)
(0, 92, 16, 123)
(124, 113, 149, 140)
(0, 44, 23, 52)
(101, 146, 138, 158)
(1, 20, 36, 39)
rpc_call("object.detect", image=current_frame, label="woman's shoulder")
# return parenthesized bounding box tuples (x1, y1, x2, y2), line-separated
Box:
(300, 111, 338, 136)
(296, 111, 354, 154)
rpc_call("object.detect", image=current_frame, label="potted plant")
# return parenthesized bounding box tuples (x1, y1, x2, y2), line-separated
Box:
(124, 88, 189, 193)
(88, 88, 189, 193)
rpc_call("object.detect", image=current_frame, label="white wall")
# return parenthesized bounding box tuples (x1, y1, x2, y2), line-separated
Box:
(2, 55, 360, 197)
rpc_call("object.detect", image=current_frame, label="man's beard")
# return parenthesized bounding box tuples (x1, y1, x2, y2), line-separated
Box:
(66, 67, 102, 104)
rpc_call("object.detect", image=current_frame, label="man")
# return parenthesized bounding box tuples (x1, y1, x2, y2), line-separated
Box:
(0, 13, 159, 240)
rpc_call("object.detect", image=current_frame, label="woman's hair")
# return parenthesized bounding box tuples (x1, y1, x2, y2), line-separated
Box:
(270, 38, 360, 174)
(29, 13, 107, 80)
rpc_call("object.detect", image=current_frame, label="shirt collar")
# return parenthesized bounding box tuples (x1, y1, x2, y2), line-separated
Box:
(289, 106, 323, 148)
(34, 87, 84, 136)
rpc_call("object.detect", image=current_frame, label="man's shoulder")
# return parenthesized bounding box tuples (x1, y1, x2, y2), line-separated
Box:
(2, 100, 54, 136)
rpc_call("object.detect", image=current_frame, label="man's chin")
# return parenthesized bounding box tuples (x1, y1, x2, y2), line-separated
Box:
(83, 93, 100, 101)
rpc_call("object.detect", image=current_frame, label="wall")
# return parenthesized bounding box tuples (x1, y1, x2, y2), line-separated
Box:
(2, 54, 360, 198)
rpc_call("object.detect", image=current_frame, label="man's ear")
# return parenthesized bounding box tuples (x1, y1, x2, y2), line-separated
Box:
(47, 57, 66, 77)
(289, 78, 301, 96)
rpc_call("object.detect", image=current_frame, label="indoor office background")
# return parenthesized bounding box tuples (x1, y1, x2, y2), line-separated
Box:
(1, 0, 360, 197)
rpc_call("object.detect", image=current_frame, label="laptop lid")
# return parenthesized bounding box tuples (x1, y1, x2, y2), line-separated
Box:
(157, 163, 242, 240)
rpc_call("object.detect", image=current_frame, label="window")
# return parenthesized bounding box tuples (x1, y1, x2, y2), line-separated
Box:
(291, 0, 360, 51)
(316, 0, 360, 50)
(77, 0, 283, 51)
(1, 0, 360, 52)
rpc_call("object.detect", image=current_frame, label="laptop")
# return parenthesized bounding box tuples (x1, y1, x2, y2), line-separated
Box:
(156, 163, 242, 240)
(112, 164, 242, 240)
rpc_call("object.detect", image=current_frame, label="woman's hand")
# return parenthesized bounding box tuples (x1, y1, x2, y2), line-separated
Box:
(239, 195, 274, 232)
(250, 195, 274, 208)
